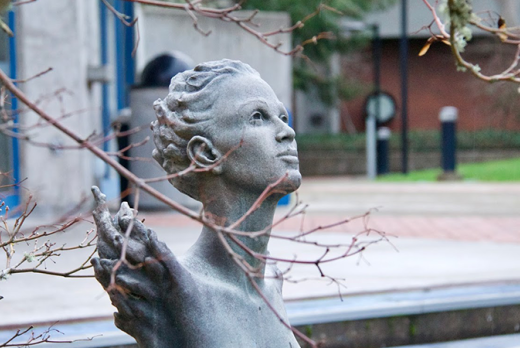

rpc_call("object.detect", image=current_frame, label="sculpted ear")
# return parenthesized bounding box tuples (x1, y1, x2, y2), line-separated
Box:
(187, 136, 223, 174)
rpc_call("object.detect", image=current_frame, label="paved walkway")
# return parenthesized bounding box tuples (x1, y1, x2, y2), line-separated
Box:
(143, 179, 520, 242)
(1, 179, 519, 342)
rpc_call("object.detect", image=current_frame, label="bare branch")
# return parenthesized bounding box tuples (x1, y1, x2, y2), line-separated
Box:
(119, 0, 335, 57)
(0, 324, 97, 347)
(421, 0, 520, 83)
(12, 0, 37, 6)
(247, 275, 319, 347)
(228, 173, 289, 230)
(0, 67, 203, 222)
(12, 68, 53, 84)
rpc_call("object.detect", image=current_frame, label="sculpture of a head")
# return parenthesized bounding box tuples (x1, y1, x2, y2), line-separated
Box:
(151, 59, 300, 202)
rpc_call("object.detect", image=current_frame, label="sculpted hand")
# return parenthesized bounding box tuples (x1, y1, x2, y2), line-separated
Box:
(91, 227, 185, 347)
(91, 186, 149, 264)
(90, 186, 186, 347)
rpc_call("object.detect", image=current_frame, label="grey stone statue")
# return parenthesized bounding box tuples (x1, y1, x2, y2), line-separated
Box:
(91, 60, 302, 348)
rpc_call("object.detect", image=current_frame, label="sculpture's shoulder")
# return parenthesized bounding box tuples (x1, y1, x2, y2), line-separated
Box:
(165, 253, 300, 347)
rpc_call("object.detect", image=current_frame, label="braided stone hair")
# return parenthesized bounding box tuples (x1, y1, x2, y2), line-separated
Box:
(151, 59, 259, 200)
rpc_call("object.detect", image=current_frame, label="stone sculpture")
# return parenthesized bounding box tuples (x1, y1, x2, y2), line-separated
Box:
(91, 60, 302, 347)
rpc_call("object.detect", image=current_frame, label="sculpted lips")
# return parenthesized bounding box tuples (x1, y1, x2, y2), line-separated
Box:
(277, 149, 299, 163)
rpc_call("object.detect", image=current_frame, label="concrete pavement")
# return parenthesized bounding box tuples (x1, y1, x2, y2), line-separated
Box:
(1, 178, 519, 345)
(389, 333, 520, 348)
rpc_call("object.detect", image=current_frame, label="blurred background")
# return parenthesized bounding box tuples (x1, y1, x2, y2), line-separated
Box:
(0, 1, 519, 347)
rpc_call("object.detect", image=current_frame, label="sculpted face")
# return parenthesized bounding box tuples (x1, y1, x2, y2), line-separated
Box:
(208, 73, 301, 196)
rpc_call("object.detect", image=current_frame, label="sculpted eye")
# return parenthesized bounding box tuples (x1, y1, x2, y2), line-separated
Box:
(249, 111, 264, 125)
(280, 114, 289, 123)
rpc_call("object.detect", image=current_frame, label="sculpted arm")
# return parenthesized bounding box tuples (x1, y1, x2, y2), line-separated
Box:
(90, 187, 186, 347)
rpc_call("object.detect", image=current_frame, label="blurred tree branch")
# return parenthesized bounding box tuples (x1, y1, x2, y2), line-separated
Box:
(421, 0, 520, 83)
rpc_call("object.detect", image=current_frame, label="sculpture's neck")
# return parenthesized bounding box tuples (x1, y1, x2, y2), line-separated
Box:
(190, 191, 279, 284)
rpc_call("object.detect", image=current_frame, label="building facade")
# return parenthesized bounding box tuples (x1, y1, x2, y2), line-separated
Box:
(0, 1, 292, 213)
(343, 0, 520, 134)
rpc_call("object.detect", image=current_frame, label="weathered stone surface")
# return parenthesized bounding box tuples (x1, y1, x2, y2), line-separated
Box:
(91, 60, 302, 348)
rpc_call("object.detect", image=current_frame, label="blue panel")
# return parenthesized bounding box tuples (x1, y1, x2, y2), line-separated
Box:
(6, 10, 20, 210)
(278, 108, 294, 206)
(113, 0, 134, 109)
(1, 191, 19, 216)
(278, 194, 290, 206)
(99, 1, 110, 154)
(114, 0, 124, 110)
(123, 1, 135, 88)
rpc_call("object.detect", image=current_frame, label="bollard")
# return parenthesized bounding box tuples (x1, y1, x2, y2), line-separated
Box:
(376, 127, 391, 175)
(366, 114, 377, 180)
(438, 106, 462, 180)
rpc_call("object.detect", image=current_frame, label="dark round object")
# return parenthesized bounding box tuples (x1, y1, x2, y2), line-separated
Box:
(310, 113, 325, 128)
(364, 91, 397, 125)
(141, 53, 192, 87)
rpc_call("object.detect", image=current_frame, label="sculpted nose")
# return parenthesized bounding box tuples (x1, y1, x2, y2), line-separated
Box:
(275, 122, 295, 142)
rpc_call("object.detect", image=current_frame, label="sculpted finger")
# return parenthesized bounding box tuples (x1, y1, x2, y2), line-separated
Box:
(148, 229, 176, 259)
(122, 241, 147, 265)
(96, 232, 124, 260)
(116, 272, 157, 300)
(114, 218, 148, 265)
(117, 209, 148, 243)
(108, 289, 135, 318)
(115, 202, 133, 234)
(109, 281, 148, 320)
(91, 257, 114, 288)
(91, 186, 122, 259)
(114, 311, 135, 336)
(143, 256, 168, 284)
(91, 186, 112, 224)
(116, 201, 134, 220)
(95, 260, 154, 300)
(91, 186, 106, 206)
(113, 311, 147, 341)
(147, 229, 182, 283)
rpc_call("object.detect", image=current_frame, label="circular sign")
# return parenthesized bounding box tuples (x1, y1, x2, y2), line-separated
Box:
(365, 92, 397, 124)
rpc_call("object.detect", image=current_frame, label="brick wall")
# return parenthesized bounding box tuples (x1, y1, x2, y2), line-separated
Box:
(341, 38, 520, 133)
(299, 149, 520, 176)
